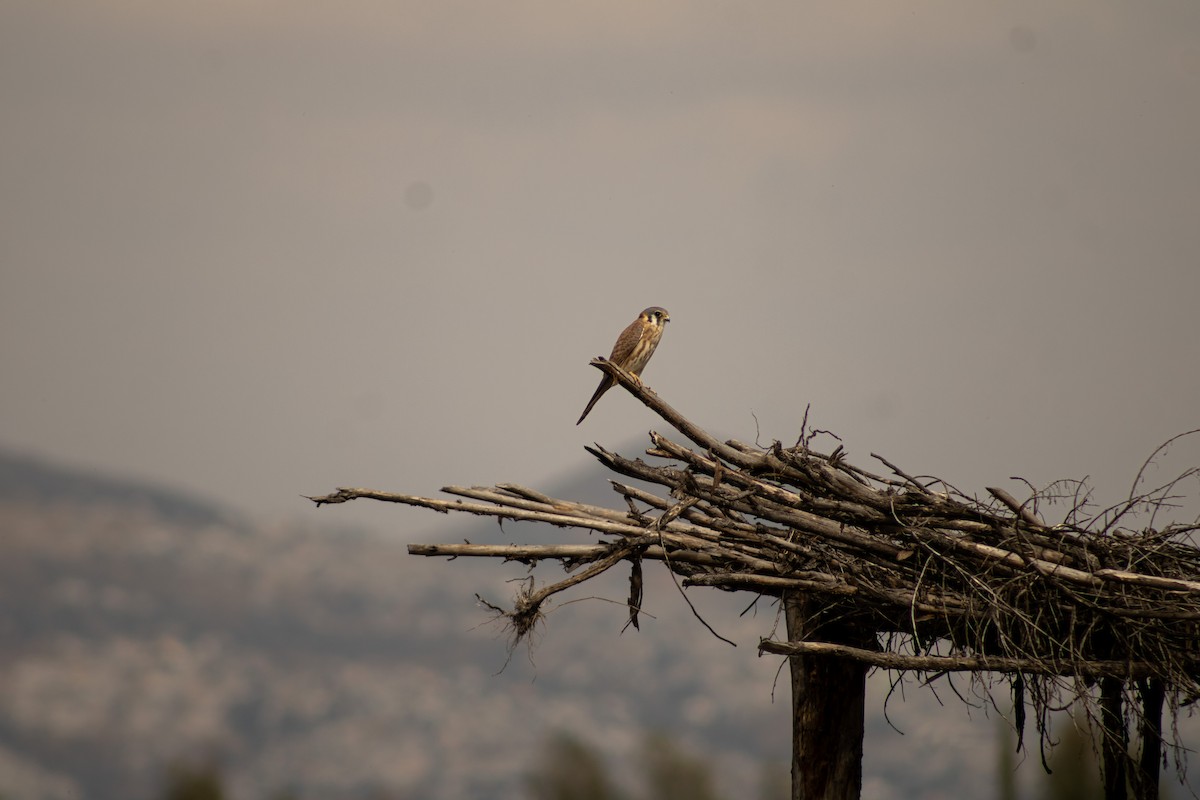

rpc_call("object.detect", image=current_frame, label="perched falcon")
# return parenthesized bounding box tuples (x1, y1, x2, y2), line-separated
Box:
(577, 306, 671, 425)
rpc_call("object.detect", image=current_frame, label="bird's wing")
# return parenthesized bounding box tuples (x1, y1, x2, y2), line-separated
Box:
(608, 317, 645, 365)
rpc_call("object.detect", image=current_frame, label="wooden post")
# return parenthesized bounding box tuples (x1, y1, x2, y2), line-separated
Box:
(1134, 678, 1165, 800)
(784, 593, 870, 800)
(1099, 676, 1128, 800)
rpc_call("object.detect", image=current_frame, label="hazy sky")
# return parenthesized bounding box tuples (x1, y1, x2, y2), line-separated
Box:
(3, 1, 1199, 535)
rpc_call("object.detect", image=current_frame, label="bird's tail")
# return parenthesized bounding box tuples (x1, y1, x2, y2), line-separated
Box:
(576, 379, 613, 425)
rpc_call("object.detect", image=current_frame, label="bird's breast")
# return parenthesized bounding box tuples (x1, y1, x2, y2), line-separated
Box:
(626, 324, 664, 375)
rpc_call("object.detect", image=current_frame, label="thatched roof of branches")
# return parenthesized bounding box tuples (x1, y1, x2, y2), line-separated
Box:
(308, 358, 1200, 770)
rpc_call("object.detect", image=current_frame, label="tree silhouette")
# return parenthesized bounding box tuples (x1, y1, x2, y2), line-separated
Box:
(160, 759, 225, 800)
(527, 732, 623, 800)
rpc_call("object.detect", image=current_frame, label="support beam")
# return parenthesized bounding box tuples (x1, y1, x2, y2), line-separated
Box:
(759, 639, 1173, 680)
(1100, 676, 1128, 800)
(1134, 678, 1165, 800)
(784, 594, 871, 800)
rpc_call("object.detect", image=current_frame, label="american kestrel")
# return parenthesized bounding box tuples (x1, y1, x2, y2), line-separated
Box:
(576, 306, 670, 425)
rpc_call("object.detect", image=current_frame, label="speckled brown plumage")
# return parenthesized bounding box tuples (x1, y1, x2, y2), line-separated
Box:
(577, 306, 670, 425)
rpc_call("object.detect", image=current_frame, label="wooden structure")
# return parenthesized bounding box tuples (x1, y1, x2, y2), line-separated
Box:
(309, 359, 1200, 799)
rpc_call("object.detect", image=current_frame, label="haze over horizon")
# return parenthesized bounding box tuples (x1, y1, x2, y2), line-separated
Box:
(4, 2, 1199, 536)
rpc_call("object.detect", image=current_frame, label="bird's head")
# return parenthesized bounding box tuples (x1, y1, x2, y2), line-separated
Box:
(642, 307, 670, 326)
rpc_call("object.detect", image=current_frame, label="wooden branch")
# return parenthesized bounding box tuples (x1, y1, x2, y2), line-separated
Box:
(589, 442, 908, 561)
(906, 525, 1106, 588)
(987, 486, 1047, 528)
(408, 541, 726, 567)
(683, 573, 975, 616)
(517, 542, 641, 615)
(442, 485, 632, 523)
(757, 640, 1173, 679)
(1093, 568, 1200, 594)
(650, 433, 894, 525)
(310, 486, 764, 566)
(409, 543, 606, 560)
(684, 572, 846, 594)
(590, 358, 777, 473)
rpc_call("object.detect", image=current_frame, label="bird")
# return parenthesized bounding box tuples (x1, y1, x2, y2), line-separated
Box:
(577, 306, 670, 425)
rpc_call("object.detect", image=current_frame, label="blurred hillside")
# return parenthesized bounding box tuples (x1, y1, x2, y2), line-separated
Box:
(0, 448, 792, 799)
(1, 447, 1195, 800)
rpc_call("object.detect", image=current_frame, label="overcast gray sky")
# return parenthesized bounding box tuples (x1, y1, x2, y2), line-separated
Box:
(3, 1, 1199, 535)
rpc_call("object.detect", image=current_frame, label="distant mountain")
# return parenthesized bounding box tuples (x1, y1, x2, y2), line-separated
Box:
(0, 448, 232, 527)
